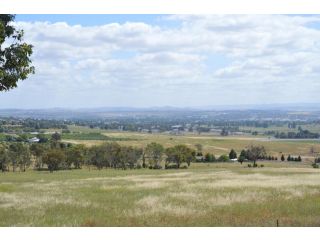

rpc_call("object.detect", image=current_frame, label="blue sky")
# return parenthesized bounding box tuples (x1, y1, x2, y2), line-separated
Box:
(1, 14, 320, 109)
(16, 14, 180, 28)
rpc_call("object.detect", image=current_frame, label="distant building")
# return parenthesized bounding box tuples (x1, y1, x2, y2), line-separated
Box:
(28, 137, 40, 143)
(230, 158, 238, 162)
(170, 125, 183, 135)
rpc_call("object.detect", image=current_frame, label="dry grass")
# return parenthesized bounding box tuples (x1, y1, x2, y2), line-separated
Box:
(1, 164, 320, 226)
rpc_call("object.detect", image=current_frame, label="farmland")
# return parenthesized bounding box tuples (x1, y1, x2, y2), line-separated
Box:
(64, 125, 320, 159)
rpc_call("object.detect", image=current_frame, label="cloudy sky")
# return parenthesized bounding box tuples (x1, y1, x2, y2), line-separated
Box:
(1, 14, 320, 109)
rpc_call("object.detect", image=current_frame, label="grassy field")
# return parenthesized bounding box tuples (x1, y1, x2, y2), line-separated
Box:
(0, 162, 319, 226)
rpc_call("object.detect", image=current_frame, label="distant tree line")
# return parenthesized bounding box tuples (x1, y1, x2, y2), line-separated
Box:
(280, 154, 302, 162)
(275, 128, 319, 139)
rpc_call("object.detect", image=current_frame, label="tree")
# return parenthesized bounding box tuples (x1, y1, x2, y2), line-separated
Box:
(218, 154, 229, 162)
(298, 155, 302, 162)
(0, 143, 9, 172)
(145, 142, 164, 168)
(17, 143, 31, 171)
(238, 149, 247, 165)
(142, 152, 146, 168)
(66, 144, 87, 169)
(165, 145, 195, 169)
(287, 155, 291, 161)
(195, 144, 203, 154)
(229, 149, 237, 159)
(43, 149, 66, 172)
(103, 142, 121, 169)
(30, 143, 47, 170)
(51, 132, 61, 142)
(246, 145, 266, 167)
(88, 145, 105, 170)
(0, 14, 34, 91)
(119, 146, 143, 169)
(281, 154, 285, 161)
(8, 142, 22, 172)
(204, 153, 215, 162)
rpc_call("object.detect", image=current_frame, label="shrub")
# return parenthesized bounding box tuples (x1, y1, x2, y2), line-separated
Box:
(218, 154, 229, 162)
(260, 164, 264, 168)
(312, 163, 319, 168)
(248, 164, 252, 168)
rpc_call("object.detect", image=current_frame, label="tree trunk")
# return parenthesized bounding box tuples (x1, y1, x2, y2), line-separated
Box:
(142, 154, 146, 168)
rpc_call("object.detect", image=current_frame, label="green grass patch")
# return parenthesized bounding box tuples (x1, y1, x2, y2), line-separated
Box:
(62, 132, 134, 141)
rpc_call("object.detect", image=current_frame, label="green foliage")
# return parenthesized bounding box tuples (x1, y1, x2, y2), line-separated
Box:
(218, 154, 229, 162)
(61, 132, 130, 141)
(145, 142, 164, 168)
(43, 148, 66, 172)
(66, 144, 87, 169)
(0, 14, 34, 91)
(246, 145, 266, 165)
(0, 143, 9, 171)
(119, 146, 143, 170)
(37, 134, 49, 143)
(238, 149, 247, 164)
(51, 132, 61, 142)
(229, 149, 237, 159)
(204, 153, 216, 162)
(30, 143, 47, 170)
(165, 145, 195, 169)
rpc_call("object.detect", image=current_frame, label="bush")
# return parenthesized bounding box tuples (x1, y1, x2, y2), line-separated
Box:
(218, 154, 229, 162)
(248, 164, 252, 168)
(312, 163, 319, 168)
(253, 163, 258, 168)
(260, 164, 264, 168)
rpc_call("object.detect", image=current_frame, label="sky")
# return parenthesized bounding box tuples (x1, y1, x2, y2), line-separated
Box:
(1, 14, 320, 109)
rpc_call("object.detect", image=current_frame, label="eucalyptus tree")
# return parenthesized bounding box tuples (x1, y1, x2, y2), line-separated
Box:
(246, 145, 266, 167)
(43, 148, 66, 172)
(66, 144, 87, 169)
(145, 142, 164, 168)
(30, 143, 47, 170)
(0, 143, 9, 172)
(18, 143, 31, 171)
(165, 145, 195, 169)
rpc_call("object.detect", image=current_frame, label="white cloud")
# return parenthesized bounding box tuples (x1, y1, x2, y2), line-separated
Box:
(1, 15, 320, 108)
